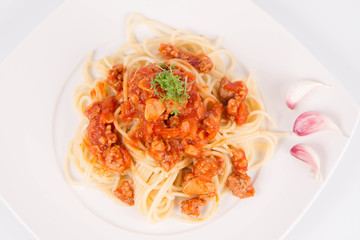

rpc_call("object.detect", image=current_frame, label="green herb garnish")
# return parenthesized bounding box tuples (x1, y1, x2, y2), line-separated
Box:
(150, 63, 193, 116)
(158, 63, 168, 68)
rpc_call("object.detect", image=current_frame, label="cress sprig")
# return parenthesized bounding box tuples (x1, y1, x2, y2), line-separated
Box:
(150, 63, 193, 116)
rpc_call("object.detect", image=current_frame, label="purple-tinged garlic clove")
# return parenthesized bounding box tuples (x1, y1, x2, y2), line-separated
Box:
(290, 144, 322, 181)
(293, 111, 343, 136)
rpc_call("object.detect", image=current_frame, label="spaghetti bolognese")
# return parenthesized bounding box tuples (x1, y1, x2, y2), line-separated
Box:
(65, 14, 277, 223)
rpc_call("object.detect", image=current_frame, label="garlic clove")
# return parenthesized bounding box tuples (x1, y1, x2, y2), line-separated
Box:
(293, 111, 343, 136)
(290, 144, 322, 181)
(286, 80, 325, 110)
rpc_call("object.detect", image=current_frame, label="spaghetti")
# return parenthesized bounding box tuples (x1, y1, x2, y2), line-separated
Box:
(65, 14, 278, 223)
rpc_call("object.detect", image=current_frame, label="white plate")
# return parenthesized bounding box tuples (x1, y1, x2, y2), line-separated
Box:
(0, 0, 359, 239)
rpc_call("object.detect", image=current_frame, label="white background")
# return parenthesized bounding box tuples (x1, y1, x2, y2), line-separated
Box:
(0, 0, 359, 239)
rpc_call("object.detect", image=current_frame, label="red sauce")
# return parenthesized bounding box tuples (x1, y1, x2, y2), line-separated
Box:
(219, 76, 249, 125)
(85, 44, 254, 210)
(122, 63, 223, 171)
(84, 97, 131, 173)
(159, 43, 213, 73)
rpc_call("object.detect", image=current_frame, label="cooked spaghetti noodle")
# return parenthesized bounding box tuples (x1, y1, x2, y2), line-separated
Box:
(65, 14, 278, 223)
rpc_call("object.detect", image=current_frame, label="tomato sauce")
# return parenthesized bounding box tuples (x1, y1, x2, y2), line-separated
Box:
(84, 97, 131, 173)
(84, 44, 254, 209)
(121, 64, 224, 171)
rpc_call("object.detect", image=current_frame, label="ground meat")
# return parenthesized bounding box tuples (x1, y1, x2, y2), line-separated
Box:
(149, 138, 183, 171)
(181, 197, 207, 217)
(193, 157, 217, 181)
(159, 152, 181, 171)
(159, 43, 213, 73)
(147, 136, 166, 161)
(151, 136, 166, 152)
(193, 155, 224, 181)
(105, 125, 117, 146)
(86, 117, 107, 155)
(84, 102, 101, 120)
(235, 101, 249, 125)
(104, 145, 131, 173)
(226, 172, 255, 199)
(167, 116, 180, 128)
(219, 78, 235, 102)
(197, 54, 214, 74)
(203, 103, 223, 140)
(218, 76, 249, 125)
(219, 76, 248, 103)
(113, 180, 134, 206)
(84, 97, 130, 164)
(119, 101, 135, 123)
(231, 148, 248, 174)
(106, 64, 125, 92)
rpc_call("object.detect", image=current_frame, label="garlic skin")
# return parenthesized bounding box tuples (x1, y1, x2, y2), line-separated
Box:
(290, 144, 322, 181)
(293, 111, 343, 136)
(286, 80, 325, 110)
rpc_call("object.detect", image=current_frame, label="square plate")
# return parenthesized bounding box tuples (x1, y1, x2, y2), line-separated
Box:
(0, 0, 359, 239)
